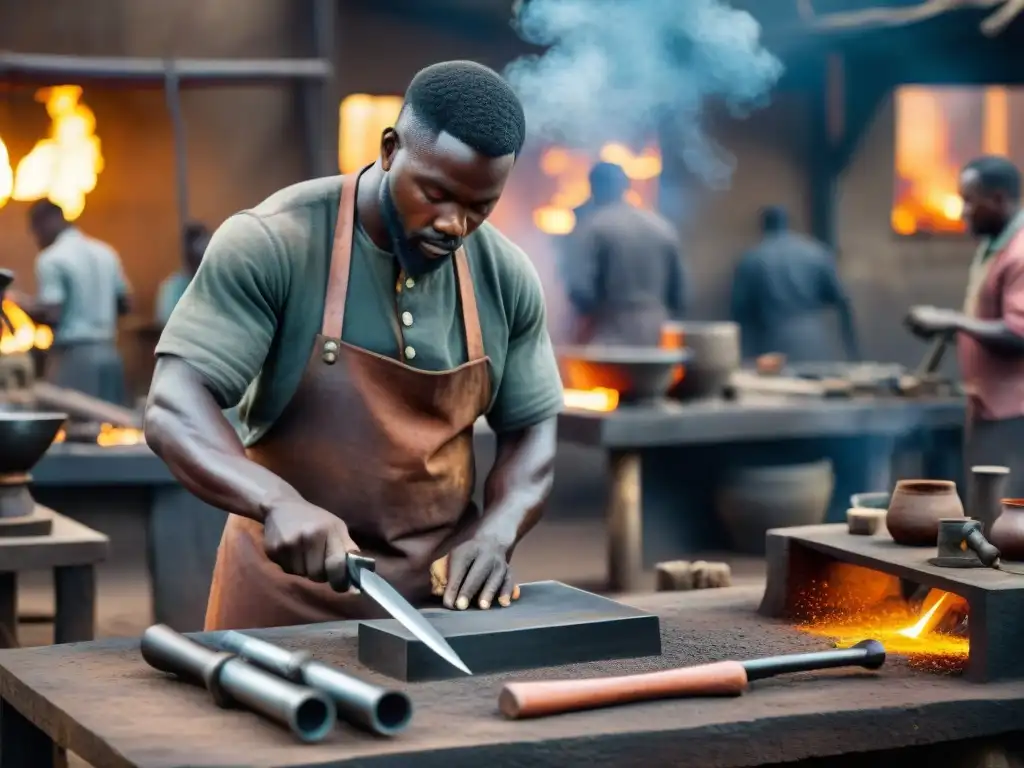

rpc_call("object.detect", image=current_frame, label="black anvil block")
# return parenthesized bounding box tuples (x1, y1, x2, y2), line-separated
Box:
(358, 580, 662, 681)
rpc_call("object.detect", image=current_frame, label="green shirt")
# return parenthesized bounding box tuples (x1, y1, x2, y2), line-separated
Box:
(155, 176, 564, 444)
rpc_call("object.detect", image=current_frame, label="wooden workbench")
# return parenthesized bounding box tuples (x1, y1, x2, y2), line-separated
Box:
(0, 507, 109, 648)
(1, 587, 1023, 768)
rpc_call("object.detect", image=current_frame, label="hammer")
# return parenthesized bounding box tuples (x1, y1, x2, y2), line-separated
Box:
(499, 639, 886, 719)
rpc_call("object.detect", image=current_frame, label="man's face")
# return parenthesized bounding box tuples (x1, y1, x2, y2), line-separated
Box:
(185, 233, 209, 274)
(378, 124, 515, 276)
(29, 215, 59, 250)
(959, 169, 1006, 238)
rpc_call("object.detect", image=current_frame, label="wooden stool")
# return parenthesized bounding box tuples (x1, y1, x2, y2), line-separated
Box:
(0, 506, 109, 647)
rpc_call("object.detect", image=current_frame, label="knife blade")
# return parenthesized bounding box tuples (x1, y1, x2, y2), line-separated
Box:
(345, 553, 472, 676)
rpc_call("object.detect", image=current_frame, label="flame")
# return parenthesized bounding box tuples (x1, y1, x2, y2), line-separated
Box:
(0, 137, 12, 208)
(564, 386, 619, 412)
(96, 423, 145, 447)
(53, 423, 145, 447)
(892, 85, 1011, 236)
(897, 590, 956, 639)
(534, 143, 662, 235)
(0, 299, 53, 354)
(797, 563, 968, 672)
(0, 86, 104, 222)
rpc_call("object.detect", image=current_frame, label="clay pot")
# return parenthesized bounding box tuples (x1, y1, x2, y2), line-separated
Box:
(966, 465, 1010, 536)
(885, 479, 963, 546)
(716, 460, 834, 554)
(661, 322, 740, 401)
(989, 499, 1024, 561)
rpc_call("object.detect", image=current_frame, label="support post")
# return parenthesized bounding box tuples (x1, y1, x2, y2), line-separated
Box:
(54, 564, 96, 644)
(809, 54, 842, 249)
(0, 698, 55, 768)
(607, 450, 643, 593)
(163, 63, 190, 235)
(0, 572, 15, 648)
(302, 0, 338, 178)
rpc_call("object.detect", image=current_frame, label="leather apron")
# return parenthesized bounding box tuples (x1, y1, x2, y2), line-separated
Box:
(205, 172, 492, 630)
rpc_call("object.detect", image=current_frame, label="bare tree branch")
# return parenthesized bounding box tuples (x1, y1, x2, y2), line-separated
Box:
(981, 0, 1024, 33)
(799, 0, 1006, 30)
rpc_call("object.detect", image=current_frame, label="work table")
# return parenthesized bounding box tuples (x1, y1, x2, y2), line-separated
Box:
(1, 587, 1023, 767)
(557, 394, 963, 448)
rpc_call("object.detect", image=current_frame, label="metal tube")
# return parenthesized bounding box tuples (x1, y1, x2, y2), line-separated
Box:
(0, 52, 331, 86)
(141, 624, 336, 742)
(221, 630, 412, 736)
(741, 638, 886, 681)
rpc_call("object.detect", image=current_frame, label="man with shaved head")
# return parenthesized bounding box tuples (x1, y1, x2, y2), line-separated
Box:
(146, 61, 562, 630)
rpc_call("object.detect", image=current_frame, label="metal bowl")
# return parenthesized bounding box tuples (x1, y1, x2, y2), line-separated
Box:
(662, 322, 740, 401)
(558, 345, 690, 403)
(0, 411, 68, 475)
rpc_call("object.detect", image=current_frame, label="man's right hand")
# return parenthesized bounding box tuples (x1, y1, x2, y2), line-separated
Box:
(263, 501, 358, 585)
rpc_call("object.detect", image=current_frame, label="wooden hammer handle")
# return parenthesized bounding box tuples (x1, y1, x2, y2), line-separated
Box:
(498, 661, 748, 719)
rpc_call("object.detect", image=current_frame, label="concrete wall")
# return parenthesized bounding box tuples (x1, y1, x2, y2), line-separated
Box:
(0, 1, 976, 377)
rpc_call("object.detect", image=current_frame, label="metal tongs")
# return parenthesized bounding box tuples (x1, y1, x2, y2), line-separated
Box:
(895, 331, 953, 396)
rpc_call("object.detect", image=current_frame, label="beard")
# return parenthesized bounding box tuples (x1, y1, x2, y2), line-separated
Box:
(379, 176, 461, 277)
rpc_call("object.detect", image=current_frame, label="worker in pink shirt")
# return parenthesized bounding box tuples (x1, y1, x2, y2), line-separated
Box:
(906, 155, 1024, 496)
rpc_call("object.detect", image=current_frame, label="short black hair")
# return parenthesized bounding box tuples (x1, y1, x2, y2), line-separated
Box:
(401, 60, 526, 158)
(963, 155, 1021, 200)
(183, 221, 209, 245)
(28, 199, 65, 222)
(760, 205, 788, 233)
(589, 162, 628, 198)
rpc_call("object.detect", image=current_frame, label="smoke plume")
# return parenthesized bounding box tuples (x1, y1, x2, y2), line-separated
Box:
(504, 0, 783, 187)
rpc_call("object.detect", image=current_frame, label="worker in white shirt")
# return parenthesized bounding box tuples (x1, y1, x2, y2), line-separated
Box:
(23, 200, 132, 404)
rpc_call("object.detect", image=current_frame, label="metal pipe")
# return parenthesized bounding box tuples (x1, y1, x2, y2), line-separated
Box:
(141, 624, 336, 742)
(163, 63, 191, 232)
(0, 52, 331, 86)
(220, 630, 412, 736)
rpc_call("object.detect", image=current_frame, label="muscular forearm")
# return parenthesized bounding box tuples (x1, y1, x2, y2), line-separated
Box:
(144, 356, 303, 522)
(956, 316, 1024, 353)
(479, 417, 557, 553)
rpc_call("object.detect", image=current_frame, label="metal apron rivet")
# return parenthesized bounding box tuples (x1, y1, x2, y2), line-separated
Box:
(322, 340, 339, 364)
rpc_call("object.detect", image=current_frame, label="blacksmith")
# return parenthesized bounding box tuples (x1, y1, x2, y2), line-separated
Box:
(145, 61, 563, 630)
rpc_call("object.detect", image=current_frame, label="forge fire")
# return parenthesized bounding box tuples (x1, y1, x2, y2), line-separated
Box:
(0, 85, 103, 221)
(795, 562, 969, 673)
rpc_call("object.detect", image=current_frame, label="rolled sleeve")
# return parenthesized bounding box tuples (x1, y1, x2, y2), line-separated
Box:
(155, 213, 284, 408)
(34, 256, 66, 306)
(487, 260, 564, 433)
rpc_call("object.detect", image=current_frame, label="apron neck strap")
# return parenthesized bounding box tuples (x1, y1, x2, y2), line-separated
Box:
(322, 171, 359, 339)
(322, 170, 487, 362)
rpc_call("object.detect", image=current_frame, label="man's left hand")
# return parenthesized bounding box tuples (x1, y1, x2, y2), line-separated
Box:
(905, 305, 962, 337)
(431, 537, 521, 610)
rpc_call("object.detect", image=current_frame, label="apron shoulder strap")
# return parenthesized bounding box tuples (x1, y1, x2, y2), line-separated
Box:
(322, 173, 359, 339)
(453, 247, 485, 361)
